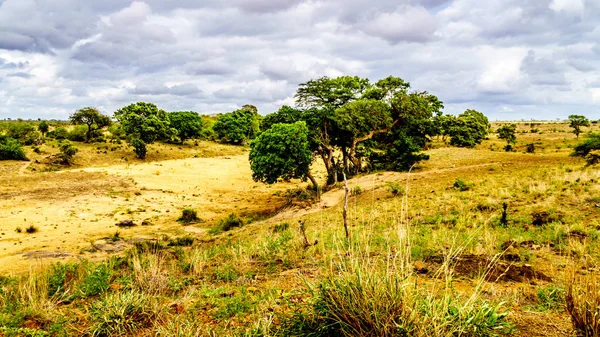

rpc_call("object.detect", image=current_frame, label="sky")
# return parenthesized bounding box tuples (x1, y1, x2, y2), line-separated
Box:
(0, 0, 599, 121)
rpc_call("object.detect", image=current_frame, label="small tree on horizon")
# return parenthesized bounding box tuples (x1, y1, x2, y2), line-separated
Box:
(568, 115, 590, 139)
(497, 124, 517, 151)
(70, 107, 111, 142)
(38, 121, 49, 136)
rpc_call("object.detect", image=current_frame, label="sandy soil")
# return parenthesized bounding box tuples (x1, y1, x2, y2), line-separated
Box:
(0, 154, 309, 274)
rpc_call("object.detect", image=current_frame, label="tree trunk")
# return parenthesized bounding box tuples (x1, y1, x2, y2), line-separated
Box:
(306, 171, 320, 199)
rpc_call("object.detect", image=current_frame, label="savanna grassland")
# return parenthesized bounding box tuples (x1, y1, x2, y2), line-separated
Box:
(1, 120, 600, 337)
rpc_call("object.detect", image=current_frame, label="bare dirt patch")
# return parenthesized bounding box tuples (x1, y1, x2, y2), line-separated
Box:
(0, 153, 308, 274)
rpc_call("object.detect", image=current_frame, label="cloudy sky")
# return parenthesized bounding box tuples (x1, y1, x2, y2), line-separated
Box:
(0, 0, 599, 120)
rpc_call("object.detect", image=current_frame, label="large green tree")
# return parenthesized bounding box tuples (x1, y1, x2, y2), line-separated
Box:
(212, 107, 260, 144)
(168, 111, 203, 144)
(113, 102, 174, 159)
(70, 107, 112, 142)
(568, 114, 590, 139)
(249, 121, 317, 189)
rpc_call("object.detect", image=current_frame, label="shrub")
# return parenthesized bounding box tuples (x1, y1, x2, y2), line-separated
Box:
(526, 143, 535, 153)
(25, 225, 38, 234)
(177, 208, 199, 225)
(503, 144, 513, 152)
(0, 138, 27, 161)
(453, 178, 471, 191)
(48, 127, 68, 140)
(352, 185, 362, 195)
(278, 257, 513, 337)
(214, 213, 244, 233)
(571, 133, 600, 165)
(131, 139, 147, 159)
(88, 291, 156, 336)
(58, 141, 78, 165)
(386, 181, 406, 196)
(66, 125, 88, 142)
(6, 123, 35, 141)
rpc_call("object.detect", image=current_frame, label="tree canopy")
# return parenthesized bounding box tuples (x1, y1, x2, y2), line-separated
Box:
(113, 102, 174, 158)
(213, 107, 260, 144)
(70, 107, 111, 142)
(249, 121, 316, 189)
(447, 109, 489, 148)
(497, 124, 517, 145)
(568, 115, 590, 139)
(168, 111, 203, 144)
(255, 75, 461, 187)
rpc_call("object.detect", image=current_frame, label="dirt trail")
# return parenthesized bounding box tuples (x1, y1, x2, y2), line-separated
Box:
(269, 162, 497, 222)
(17, 162, 29, 176)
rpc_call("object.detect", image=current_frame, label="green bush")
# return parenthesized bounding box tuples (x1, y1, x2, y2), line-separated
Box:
(211, 213, 244, 233)
(6, 123, 35, 141)
(47, 127, 68, 140)
(177, 208, 200, 225)
(386, 181, 405, 196)
(453, 178, 471, 191)
(66, 125, 88, 142)
(0, 138, 27, 161)
(58, 141, 78, 165)
(131, 139, 147, 159)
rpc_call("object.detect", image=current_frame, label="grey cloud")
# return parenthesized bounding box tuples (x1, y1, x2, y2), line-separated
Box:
(170, 83, 203, 96)
(6, 72, 32, 78)
(1, 0, 600, 120)
(521, 50, 567, 86)
(129, 83, 171, 95)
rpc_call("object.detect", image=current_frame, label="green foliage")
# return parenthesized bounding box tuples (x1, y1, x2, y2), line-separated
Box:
(386, 181, 405, 196)
(0, 137, 27, 161)
(66, 125, 89, 142)
(37, 121, 49, 135)
(131, 139, 147, 159)
(88, 291, 156, 336)
(249, 121, 313, 187)
(453, 178, 472, 191)
(279, 261, 512, 337)
(77, 262, 112, 298)
(448, 109, 489, 148)
(295, 76, 371, 109)
(113, 102, 174, 157)
(6, 123, 35, 141)
(568, 114, 590, 139)
(497, 124, 517, 146)
(572, 133, 600, 165)
(536, 285, 565, 312)
(352, 185, 362, 195)
(211, 213, 244, 233)
(58, 141, 78, 165)
(261, 105, 304, 131)
(177, 208, 199, 224)
(168, 111, 203, 144)
(70, 107, 111, 142)
(47, 127, 67, 140)
(213, 107, 260, 144)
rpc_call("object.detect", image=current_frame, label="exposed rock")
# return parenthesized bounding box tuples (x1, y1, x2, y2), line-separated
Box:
(115, 219, 136, 227)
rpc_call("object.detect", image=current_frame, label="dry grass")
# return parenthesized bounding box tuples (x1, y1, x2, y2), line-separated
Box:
(1, 123, 599, 335)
